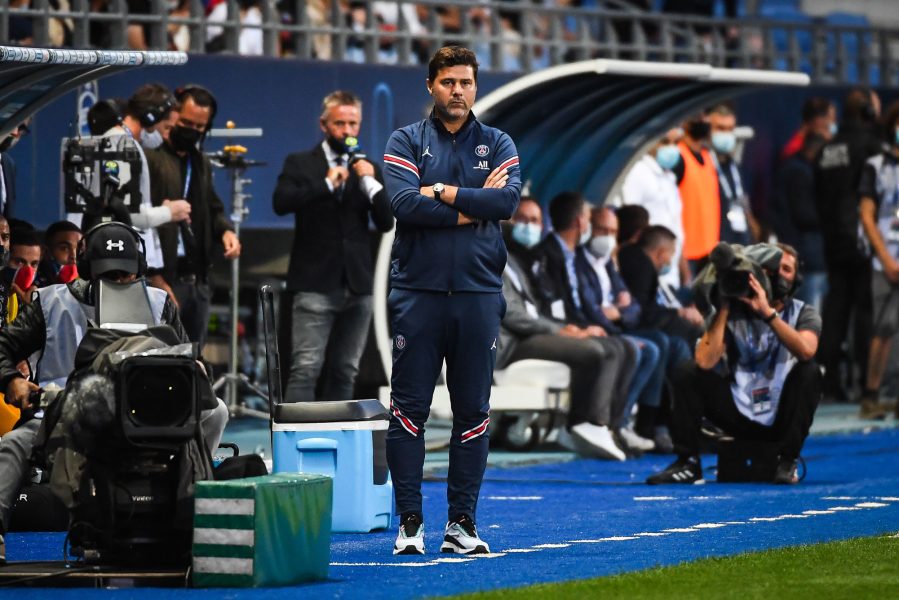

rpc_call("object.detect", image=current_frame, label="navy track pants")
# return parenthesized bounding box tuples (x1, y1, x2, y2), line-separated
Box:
(386, 288, 505, 521)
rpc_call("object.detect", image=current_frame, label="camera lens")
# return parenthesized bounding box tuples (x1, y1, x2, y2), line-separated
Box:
(124, 365, 193, 428)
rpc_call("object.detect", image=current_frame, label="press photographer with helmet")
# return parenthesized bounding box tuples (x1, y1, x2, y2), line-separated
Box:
(647, 243, 822, 485)
(0, 222, 228, 564)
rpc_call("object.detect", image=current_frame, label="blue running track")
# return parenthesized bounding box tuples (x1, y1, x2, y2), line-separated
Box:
(4, 428, 899, 598)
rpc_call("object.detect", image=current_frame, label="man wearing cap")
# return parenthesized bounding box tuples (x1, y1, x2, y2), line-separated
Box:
(273, 89, 393, 403)
(0, 222, 228, 564)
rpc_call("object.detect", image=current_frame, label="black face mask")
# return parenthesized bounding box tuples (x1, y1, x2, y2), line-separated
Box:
(169, 125, 203, 152)
(772, 275, 792, 301)
(0, 135, 17, 153)
(326, 136, 348, 156)
(686, 120, 711, 140)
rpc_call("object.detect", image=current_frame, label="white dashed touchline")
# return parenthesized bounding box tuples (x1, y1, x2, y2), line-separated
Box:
(328, 497, 899, 568)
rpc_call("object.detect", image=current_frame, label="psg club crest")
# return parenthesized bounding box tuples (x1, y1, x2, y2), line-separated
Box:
(475, 145, 489, 157)
(395, 335, 406, 350)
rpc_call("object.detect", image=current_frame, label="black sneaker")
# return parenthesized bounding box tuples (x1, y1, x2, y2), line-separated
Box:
(0, 533, 5, 565)
(393, 512, 424, 555)
(773, 458, 799, 484)
(440, 514, 490, 555)
(646, 456, 705, 484)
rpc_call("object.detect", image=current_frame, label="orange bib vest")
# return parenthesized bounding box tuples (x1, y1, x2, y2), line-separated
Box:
(678, 142, 721, 260)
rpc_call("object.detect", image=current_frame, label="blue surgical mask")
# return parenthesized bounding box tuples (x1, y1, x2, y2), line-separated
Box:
(659, 263, 673, 276)
(512, 222, 542, 249)
(711, 131, 737, 155)
(141, 128, 164, 149)
(830, 122, 838, 136)
(579, 223, 592, 247)
(655, 144, 681, 170)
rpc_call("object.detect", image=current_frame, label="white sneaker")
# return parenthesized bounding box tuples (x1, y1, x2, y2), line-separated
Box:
(617, 427, 656, 453)
(570, 423, 626, 461)
(440, 515, 490, 555)
(393, 513, 425, 555)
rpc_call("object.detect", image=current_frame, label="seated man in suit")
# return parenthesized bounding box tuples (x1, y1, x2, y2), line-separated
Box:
(500, 197, 630, 460)
(273, 90, 394, 403)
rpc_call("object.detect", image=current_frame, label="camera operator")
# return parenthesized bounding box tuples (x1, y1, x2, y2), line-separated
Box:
(647, 244, 821, 485)
(0, 222, 228, 564)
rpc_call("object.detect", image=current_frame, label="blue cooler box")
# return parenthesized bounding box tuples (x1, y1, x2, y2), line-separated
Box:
(272, 399, 393, 533)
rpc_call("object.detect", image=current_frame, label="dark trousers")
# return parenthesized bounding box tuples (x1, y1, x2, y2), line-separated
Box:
(506, 333, 630, 429)
(671, 361, 821, 460)
(386, 289, 504, 521)
(172, 279, 212, 350)
(818, 258, 871, 394)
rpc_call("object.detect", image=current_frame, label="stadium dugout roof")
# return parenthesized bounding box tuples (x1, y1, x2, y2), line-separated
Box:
(472, 59, 809, 205)
(0, 46, 187, 139)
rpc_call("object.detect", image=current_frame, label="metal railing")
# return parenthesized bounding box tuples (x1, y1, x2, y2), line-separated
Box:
(1, 0, 897, 86)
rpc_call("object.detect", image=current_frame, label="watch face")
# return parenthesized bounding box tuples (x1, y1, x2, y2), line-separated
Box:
(433, 183, 444, 194)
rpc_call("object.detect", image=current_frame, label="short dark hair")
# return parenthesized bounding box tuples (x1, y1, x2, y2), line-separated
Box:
(616, 205, 650, 243)
(127, 83, 174, 124)
(428, 46, 479, 83)
(708, 103, 735, 117)
(7, 218, 35, 234)
(843, 87, 875, 123)
(801, 97, 833, 123)
(87, 98, 125, 135)
(11, 228, 41, 249)
(777, 242, 799, 262)
(548, 191, 585, 232)
(45, 220, 82, 245)
(638, 225, 677, 250)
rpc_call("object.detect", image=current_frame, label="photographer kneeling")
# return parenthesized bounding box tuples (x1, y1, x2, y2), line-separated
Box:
(647, 243, 821, 485)
(0, 222, 228, 563)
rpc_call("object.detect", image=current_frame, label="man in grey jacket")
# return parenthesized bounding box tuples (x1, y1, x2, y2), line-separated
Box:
(500, 198, 629, 460)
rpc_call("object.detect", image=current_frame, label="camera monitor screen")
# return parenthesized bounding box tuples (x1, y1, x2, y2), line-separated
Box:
(62, 135, 143, 215)
(96, 279, 155, 331)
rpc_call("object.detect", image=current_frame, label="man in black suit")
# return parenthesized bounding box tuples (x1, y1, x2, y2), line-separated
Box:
(273, 90, 393, 403)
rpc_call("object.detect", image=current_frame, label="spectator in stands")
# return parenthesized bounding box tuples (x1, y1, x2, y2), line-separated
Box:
(207, 0, 267, 55)
(0, 121, 28, 219)
(273, 90, 393, 403)
(620, 127, 688, 288)
(167, 0, 192, 52)
(500, 198, 635, 459)
(618, 225, 704, 344)
(782, 97, 836, 159)
(814, 87, 882, 405)
(9, 0, 34, 46)
(647, 244, 821, 485)
(857, 100, 899, 420)
(38, 221, 82, 286)
(616, 204, 650, 246)
(709, 104, 759, 245)
(674, 113, 720, 272)
(771, 133, 827, 311)
(532, 191, 640, 460)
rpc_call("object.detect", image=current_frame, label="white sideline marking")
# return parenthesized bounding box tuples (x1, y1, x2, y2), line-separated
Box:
(435, 558, 475, 563)
(803, 510, 836, 515)
(635, 533, 669, 537)
(634, 496, 675, 501)
(692, 523, 727, 529)
(663, 528, 699, 533)
(856, 502, 889, 508)
(502, 548, 540, 553)
(489, 525, 501, 529)
(568, 536, 638, 543)
(828, 506, 863, 511)
(750, 517, 780, 522)
(689, 496, 731, 501)
(473, 553, 507, 558)
(487, 496, 543, 501)
(877, 497, 899, 502)
(533, 543, 570, 549)
(724, 521, 746, 525)
(822, 496, 858, 501)
(331, 562, 437, 568)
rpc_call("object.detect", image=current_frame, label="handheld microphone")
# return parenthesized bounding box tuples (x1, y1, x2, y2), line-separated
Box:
(344, 136, 367, 166)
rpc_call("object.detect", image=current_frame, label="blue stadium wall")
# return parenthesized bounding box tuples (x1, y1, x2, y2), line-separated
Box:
(6, 54, 897, 229)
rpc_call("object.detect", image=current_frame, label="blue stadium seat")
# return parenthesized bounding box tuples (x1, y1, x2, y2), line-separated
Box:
(759, 5, 813, 74)
(824, 12, 878, 84)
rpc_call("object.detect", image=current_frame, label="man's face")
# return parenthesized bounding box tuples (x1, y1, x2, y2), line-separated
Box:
(651, 242, 675, 272)
(428, 65, 477, 124)
(100, 271, 137, 284)
(513, 200, 542, 228)
(779, 252, 797, 289)
(709, 112, 736, 134)
(158, 109, 179, 141)
(319, 104, 361, 146)
(49, 231, 81, 266)
(9, 244, 41, 270)
(177, 98, 211, 133)
(592, 208, 618, 240)
(0, 221, 10, 254)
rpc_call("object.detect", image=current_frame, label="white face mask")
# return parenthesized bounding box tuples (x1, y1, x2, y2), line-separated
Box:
(511, 222, 542, 248)
(588, 234, 616, 258)
(141, 128, 164, 149)
(711, 131, 737, 154)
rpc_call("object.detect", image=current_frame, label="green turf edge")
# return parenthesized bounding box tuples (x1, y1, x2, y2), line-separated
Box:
(445, 534, 899, 600)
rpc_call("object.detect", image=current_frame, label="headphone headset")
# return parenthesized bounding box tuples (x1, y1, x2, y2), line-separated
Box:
(174, 84, 218, 134)
(77, 221, 147, 281)
(135, 93, 176, 129)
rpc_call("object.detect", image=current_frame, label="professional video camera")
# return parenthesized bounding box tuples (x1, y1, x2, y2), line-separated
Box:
(61, 135, 143, 231)
(693, 242, 784, 317)
(43, 280, 210, 567)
